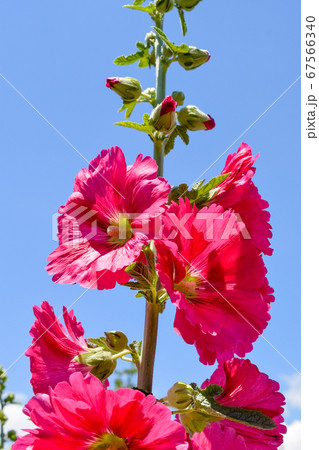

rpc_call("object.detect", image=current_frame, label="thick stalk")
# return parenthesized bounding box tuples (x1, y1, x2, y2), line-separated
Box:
(137, 15, 166, 393)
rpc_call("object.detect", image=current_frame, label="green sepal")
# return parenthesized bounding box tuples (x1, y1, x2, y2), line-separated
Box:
(197, 173, 230, 197)
(114, 120, 153, 134)
(176, 125, 189, 144)
(178, 7, 188, 36)
(87, 336, 111, 351)
(152, 26, 189, 54)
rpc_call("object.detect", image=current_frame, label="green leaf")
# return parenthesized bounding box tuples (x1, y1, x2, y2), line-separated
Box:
(178, 8, 187, 36)
(138, 56, 151, 68)
(194, 385, 276, 430)
(197, 172, 230, 196)
(125, 261, 153, 289)
(87, 337, 108, 349)
(142, 243, 156, 276)
(114, 120, 153, 134)
(124, 4, 156, 14)
(164, 128, 179, 156)
(136, 41, 148, 51)
(133, 0, 145, 5)
(176, 125, 189, 145)
(192, 179, 205, 190)
(152, 26, 189, 54)
(114, 51, 144, 66)
(118, 101, 137, 119)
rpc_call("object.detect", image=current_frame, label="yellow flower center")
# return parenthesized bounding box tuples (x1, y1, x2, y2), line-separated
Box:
(107, 215, 133, 245)
(90, 433, 128, 450)
(174, 274, 199, 298)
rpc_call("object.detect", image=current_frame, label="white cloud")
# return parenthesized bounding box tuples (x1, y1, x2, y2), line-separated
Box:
(279, 420, 301, 450)
(3, 403, 33, 435)
(283, 373, 301, 411)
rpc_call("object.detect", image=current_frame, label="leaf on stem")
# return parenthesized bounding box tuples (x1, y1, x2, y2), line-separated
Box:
(152, 26, 189, 54)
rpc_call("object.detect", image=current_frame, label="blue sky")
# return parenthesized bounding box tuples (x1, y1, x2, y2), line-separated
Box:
(0, 0, 300, 431)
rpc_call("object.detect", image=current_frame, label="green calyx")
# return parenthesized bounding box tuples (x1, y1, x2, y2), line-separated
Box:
(155, 0, 174, 13)
(178, 105, 210, 131)
(108, 77, 142, 102)
(90, 434, 128, 450)
(178, 0, 202, 11)
(167, 382, 195, 409)
(105, 331, 128, 352)
(177, 46, 210, 70)
(74, 348, 117, 381)
(107, 215, 133, 245)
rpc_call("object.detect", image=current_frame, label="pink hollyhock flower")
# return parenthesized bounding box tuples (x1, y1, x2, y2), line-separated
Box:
(198, 358, 286, 449)
(191, 423, 246, 449)
(155, 198, 272, 364)
(47, 146, 170, 290)
(209, 142, 273, 255)
(25, 301, 105, 394)
(13, 372, 189, 450)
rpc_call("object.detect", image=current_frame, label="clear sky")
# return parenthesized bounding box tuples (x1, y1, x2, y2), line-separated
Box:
(0, 0, 300, 434)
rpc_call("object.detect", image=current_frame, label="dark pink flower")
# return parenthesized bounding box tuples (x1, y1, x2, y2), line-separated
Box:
(25, 301, 93, 394)
(210, 143, 273, 255)
(47, 147, 170, 290)
(203, 115, 215, 130)
(155, 199, 272, 364)
(106, 76, 119, 88)
(160, 96, 177, 115)
(191, 423, 246, 449)
(199, 358, 286, 449)
(13, 372, 189, 450)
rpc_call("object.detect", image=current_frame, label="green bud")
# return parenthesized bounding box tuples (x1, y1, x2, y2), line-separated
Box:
(172, 91, 185, 106)
(167, 382, 195, 409)
(155, 0, 174, 13)
(106, 77, 142, 102)
(178, 105, 215, 131)
(0, 410, 7, 423)
(177, 46, 210, 71)
(179, 410, 220, 434)
(178, 0, 202, 11)
(104, 331, 128, 352)
(145, 31, 156, 46)
(149, 96, 177, 135)
(74, 347, 116, 381)
(4, 393, 15, 403)
(7, 430, 17, 442)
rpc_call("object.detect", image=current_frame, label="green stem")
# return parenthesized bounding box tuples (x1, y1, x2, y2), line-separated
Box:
(137, 15, 167, 394)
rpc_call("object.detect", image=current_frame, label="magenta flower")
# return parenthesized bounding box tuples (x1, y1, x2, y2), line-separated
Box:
(210, 143, 273, 255)
(198, 358, 286, 449)
(47, 147, 170, 290)
(13, 372, 189, 450)
(25, 301, 93, 394)
(191, 423, 246, 449)
(155, 199, 272, 364)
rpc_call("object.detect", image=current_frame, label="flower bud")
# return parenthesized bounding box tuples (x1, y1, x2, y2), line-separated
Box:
(177, 46, 210, 71)
(74, 347, 116, 381)
(155, 0, 174, 13)
(178, 0, 202, 11)
(7, 430, 17, 442)
(167, 382, 195, 409)
(106, 76, 142, 102)
(172, 91, 185, 106)
(145, 31, 156, 46)
(149, 96, 177, 135)
(178, 105, 215, 131)
(4, 393, 15, 403)
(105, 331, 128, 352)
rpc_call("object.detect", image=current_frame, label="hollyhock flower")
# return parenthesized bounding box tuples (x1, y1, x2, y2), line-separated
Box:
(191, 423, 247, 449)
(155, 198, 272, 364)
(13, 372, 189, 450)
(209, 143, 273, 256)
(47, 146, 170, 290)
(198, 358, 286, 449)
(25, 301, 111, 394)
